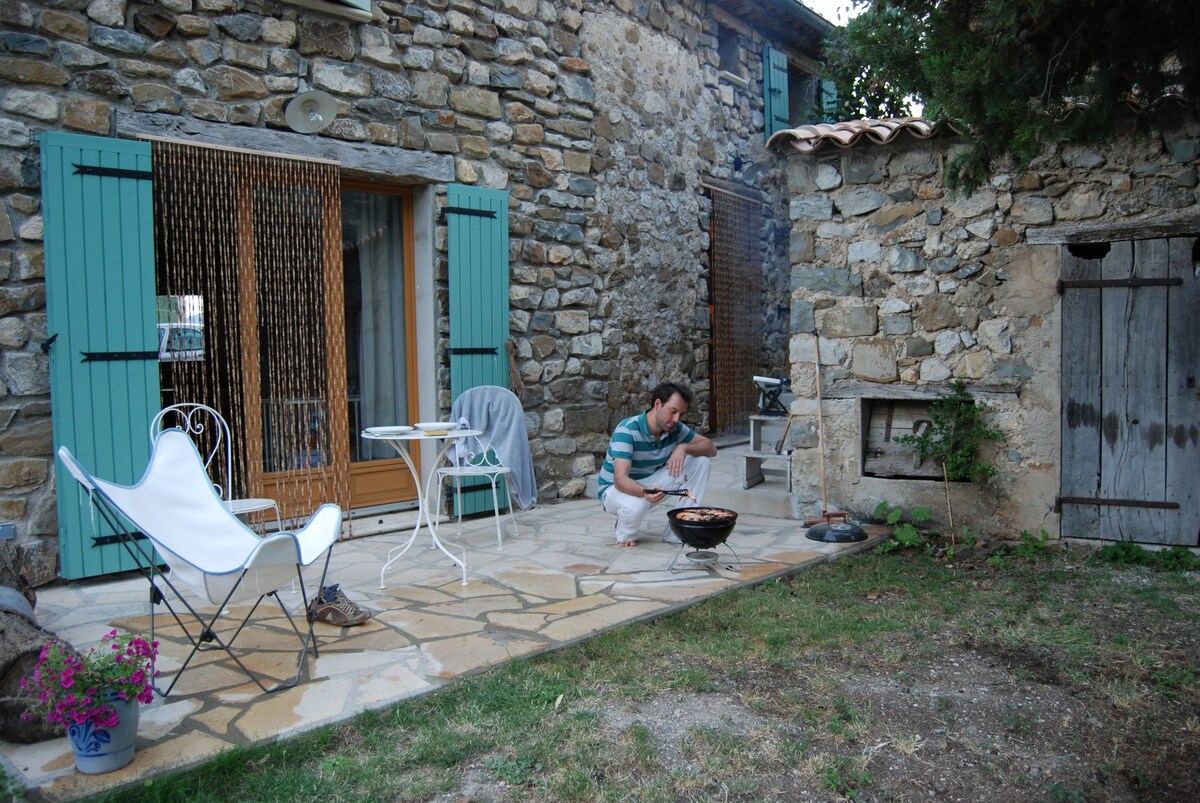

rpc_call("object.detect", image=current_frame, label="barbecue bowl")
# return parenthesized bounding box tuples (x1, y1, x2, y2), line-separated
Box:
(667, 507, 738, 549)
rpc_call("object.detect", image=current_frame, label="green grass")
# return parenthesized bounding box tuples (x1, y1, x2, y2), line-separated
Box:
(25, 547, 1195, 802)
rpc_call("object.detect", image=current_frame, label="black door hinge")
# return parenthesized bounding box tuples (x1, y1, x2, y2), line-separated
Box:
(81, 351, 158, 363)
(439, 206, 497, 222)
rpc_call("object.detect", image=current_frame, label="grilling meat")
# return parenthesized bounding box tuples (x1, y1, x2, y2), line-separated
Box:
(674, 508, 736, 522)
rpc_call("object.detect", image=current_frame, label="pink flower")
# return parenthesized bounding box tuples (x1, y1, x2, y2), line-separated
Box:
(21, 632, 157, 728)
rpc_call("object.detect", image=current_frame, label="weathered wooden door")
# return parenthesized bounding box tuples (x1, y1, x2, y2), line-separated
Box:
(344, 184, 420, 509)
(1060, 237, 1200, 545)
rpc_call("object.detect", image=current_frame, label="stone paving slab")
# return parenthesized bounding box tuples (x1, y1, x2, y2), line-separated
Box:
(1, 453, 885, 800)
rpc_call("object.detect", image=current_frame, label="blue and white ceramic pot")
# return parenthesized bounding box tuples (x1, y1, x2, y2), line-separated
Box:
(66, 691, 139, 775)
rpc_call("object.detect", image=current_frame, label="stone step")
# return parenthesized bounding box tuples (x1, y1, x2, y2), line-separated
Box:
(744, 449, 792, 460)
(705, 481, 797, 519)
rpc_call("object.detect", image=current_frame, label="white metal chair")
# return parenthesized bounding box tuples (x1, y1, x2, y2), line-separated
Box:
(57, 430, 341, 695)
(435, 386, 533, 551)
(150, 403, 283, 532)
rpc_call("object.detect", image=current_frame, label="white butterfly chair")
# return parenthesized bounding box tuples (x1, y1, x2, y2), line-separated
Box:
(150, 403, 283, 533)
(57, 429, 341, 695)
(435, 386, 533, 551)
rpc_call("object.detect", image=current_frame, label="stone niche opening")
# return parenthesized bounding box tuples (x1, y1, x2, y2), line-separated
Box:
(861, 398, 941, 480)
(828, 381, 1011, 482)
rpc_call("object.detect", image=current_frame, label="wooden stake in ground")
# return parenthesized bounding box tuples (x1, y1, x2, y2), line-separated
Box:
(943, 460, 955, 543)
(803, 340, 846, 526)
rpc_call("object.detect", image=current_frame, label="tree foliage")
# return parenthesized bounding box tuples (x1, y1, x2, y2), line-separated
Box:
(823, 0, 1200, 191)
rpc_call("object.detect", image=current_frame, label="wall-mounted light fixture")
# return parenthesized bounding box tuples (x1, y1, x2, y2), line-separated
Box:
(284, 90, 338, 134)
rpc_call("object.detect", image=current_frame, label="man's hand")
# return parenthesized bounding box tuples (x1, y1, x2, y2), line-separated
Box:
(644, 486, 666, 503)
(666, 444, 688, 478)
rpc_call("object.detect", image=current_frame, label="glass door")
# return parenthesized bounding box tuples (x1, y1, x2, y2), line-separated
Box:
(342, 185, 419, 507)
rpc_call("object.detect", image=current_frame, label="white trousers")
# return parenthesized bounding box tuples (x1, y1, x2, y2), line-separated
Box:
(600, 455, 712, 543)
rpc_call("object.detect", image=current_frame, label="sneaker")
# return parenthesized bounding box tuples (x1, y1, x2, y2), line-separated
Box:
(307, 584, 370, 626)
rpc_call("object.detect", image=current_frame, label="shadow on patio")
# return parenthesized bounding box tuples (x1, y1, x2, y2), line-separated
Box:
(1, 443, 883, 800)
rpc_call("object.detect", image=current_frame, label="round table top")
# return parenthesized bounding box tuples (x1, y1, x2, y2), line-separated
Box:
(225, 498, 279, 515)
(361, 427, 481, 441)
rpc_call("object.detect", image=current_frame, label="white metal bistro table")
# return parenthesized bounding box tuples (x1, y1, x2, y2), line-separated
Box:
(362, 426, 481, 588)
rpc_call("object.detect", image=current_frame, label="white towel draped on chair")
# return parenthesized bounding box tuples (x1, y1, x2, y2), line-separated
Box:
(435, 386, 535, 552)
(449, 385, 536, 510)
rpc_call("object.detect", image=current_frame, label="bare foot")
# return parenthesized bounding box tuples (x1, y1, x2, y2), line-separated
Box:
(616, 539, 638, 548)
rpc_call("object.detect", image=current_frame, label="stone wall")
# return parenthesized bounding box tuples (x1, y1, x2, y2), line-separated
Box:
(782, 120, 1200, 538)
(0, 0, 801, 582)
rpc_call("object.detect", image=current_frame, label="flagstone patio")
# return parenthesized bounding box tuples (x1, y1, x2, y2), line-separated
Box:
(0, 443, 884, 800)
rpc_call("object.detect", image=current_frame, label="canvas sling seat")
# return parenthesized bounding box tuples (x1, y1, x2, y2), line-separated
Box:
(57, 429, 341, 695)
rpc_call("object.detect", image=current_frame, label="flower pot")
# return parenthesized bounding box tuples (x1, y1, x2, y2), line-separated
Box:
(66, 691, 139, 775)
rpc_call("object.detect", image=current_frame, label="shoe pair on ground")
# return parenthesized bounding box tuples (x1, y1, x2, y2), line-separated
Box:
(307, 583, 370, 627)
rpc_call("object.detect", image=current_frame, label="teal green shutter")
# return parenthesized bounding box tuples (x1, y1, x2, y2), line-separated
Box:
(41, 133, 159, 580)
(447, 184, 509, 396)
(446, 184, 510, 514)
(763, 46, 790, 140)
(820, 78, 839, 123)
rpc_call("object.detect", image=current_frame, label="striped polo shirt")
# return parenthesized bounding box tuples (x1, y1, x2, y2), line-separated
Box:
(597, 412, 696, 499)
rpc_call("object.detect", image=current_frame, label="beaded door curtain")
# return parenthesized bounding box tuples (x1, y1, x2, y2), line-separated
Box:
(708, 185, 763, 434)
(152, 140, 349, 522)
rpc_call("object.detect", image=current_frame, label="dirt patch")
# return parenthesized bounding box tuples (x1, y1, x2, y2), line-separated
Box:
(431, 558, 1199, 801)
(581, 643, 1197, 801)
(686, 563, 1200, 802)
(599, 692, 772, 772)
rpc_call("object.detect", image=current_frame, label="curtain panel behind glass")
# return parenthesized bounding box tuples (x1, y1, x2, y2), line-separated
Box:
(344, 191, 409, 461)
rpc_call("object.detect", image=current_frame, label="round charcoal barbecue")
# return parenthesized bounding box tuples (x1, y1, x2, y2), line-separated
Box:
(666, 507, 741, 572)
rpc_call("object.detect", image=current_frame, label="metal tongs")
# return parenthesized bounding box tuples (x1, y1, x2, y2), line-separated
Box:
(660, 488, 697, 501)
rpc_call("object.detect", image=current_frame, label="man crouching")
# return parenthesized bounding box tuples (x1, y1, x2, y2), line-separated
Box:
(597, 382, 717, 547)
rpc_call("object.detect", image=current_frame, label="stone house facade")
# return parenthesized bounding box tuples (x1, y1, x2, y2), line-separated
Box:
(771, 117, 1200, 546)
(0, 0, 833, 583)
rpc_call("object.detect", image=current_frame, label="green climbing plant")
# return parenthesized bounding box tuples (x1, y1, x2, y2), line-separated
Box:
(893, 380, 1004, 543)
(894, 380, 1004, 483)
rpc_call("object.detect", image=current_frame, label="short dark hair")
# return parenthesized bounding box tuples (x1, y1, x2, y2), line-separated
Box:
(650, 381, 693, 410)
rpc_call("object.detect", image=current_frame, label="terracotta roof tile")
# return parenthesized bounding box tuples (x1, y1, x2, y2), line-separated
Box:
(768, 117, 961, 154)
(769, 96, 1188, 154)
